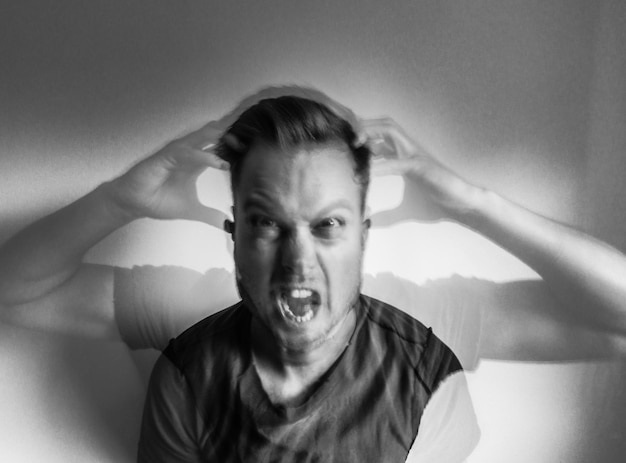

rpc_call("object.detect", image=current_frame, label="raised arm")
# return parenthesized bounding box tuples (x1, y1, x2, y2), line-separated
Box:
(363, 118, 626, 360)
(0, 123, 228, 340)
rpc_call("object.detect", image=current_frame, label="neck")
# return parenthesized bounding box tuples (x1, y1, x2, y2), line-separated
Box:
(250, 306, 357, 406)
(252, 306, 356, 368)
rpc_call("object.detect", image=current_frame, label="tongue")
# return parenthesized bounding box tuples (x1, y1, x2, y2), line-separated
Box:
(285, 295, 313, 316)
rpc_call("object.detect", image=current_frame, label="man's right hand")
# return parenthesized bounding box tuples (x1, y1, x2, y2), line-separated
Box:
(361, 118, 482, 226)
(105, 122, 230, 225)
(0, 121, 231, 340)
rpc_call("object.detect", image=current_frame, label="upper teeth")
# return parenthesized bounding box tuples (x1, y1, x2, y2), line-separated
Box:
(289, 289, 313, 299)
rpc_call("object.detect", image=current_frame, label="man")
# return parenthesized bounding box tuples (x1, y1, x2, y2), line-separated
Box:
(135, 96, 472, 462)
(1, 89, 626, 461)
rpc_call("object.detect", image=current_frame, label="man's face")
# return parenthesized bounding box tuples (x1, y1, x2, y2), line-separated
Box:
(232, 142, 368, 351)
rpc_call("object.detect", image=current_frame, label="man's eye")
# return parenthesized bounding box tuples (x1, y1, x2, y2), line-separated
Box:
(249, 216, 281, 238)
(318, 218, 340, 228)
(252, 216, 277, 228)
(313, 218, 344, 237)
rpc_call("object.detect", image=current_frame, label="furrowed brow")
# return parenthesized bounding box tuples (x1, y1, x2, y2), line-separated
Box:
(316, 199, 357, 217)
(242, 194, 276, 212)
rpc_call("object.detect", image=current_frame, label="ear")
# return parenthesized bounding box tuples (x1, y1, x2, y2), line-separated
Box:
(224, 219, 236, 240)
(361, 205, 371, 246)
(361, 218, 371, 248)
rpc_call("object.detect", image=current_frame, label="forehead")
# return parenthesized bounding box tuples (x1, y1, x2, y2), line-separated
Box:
(235, 142, 361, 214)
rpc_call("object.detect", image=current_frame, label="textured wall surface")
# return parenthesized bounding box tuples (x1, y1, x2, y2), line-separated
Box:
(1, 1, 625, 461)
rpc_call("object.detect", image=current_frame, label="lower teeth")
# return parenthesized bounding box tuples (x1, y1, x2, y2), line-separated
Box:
(289, 308, 313, 323)
(279, 300, 314, 323)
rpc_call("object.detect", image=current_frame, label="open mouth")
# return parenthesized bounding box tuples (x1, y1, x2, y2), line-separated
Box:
(276, 288, 321, 324)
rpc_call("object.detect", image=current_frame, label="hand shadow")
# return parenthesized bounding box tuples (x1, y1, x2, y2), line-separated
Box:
(369, 176, 447, 228)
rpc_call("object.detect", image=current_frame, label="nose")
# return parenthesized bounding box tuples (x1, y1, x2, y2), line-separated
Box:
(279, 227, 316, 277)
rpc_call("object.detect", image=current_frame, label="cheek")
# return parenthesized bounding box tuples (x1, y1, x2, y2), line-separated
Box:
(234, 238, 276, 284)
(321, 241, 364, 298)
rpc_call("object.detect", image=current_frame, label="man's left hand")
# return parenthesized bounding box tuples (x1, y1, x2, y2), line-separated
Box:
(361, 118, 482, 226)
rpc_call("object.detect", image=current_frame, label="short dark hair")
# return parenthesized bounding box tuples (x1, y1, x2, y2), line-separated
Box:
(216, 95, 371, 211)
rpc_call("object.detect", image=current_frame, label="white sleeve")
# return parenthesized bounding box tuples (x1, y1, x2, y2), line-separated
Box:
(363, 273, 489, 370)
(114, 265, 239, 350)
(406, 370, 480, 462)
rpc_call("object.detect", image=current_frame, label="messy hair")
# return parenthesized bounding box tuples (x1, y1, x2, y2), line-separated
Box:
(216, 96, 371, 211)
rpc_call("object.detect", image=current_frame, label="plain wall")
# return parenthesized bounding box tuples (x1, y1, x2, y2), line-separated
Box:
(1, 1, 625, 461)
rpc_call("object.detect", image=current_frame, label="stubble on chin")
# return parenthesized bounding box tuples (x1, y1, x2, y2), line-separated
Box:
(235, 265, 363, 350)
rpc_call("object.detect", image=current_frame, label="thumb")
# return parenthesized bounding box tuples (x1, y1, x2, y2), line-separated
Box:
(180, 203, 229, 230)
(371, 158, 417, 177)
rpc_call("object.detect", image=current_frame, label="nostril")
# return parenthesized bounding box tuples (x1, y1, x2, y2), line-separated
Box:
(279, 230, 316, 272)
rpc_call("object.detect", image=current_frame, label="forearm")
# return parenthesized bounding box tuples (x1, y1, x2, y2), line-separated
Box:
(365, 117, 626, 348)
(456, 186, 626, 335)
(0, 181, 132, 306)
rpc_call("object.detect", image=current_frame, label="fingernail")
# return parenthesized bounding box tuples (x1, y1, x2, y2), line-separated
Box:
(356, 132, 368, 147)
(201, 142, 216, 152)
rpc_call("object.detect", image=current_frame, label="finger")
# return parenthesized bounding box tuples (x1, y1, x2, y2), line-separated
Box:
(180, 203, 230, 229)
(179, 121, 225, 151)
(199, 133, 242, 153)
(330, 102, 360, 128)
(361, 123, 402, 153)
(174, 146, 230, 171)
(368, 138, 397, 160)
(195, 149, 230, 171)
(361, 117, 418, 149)
(360, 117, 411, 135)
(359, 120, 395, 155)
(354, 128, 368, 147)
(200, 133, 244, 169)
(201, 141, 217, 152)
(222, 133, 246, 152)
(370, 158, 413, 177)
(360, 117, 402, 135)
(360, 118, 418, 153)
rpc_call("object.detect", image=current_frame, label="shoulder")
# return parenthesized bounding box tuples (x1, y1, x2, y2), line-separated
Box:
(149, 302, 250, 425)
(361, 294, 462, 394)
(362, 293, 431, 345)
(163, 301, 249, 374)
(363, 273, 490, 371)
(114, 265, 239, 350)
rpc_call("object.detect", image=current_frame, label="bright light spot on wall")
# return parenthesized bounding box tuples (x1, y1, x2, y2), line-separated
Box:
(196, 168, 232, 216)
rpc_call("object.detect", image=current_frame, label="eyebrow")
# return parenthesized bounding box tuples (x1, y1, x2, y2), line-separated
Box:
(242, 195, 276, 212)
(316, 199, 357, 216)
(242, 197, 357, 217)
